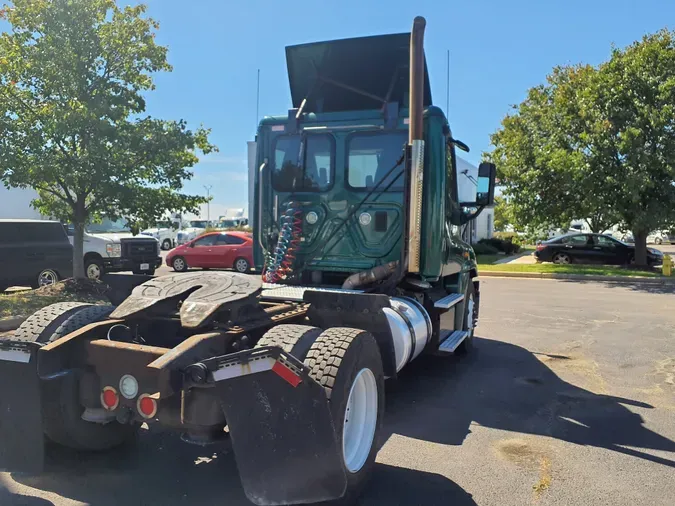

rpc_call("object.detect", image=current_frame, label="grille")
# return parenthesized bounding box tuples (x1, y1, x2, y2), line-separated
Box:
(121, 239, 158, 261)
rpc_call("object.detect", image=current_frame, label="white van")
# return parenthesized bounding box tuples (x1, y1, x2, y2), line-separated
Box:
(66, 218, 162, 279)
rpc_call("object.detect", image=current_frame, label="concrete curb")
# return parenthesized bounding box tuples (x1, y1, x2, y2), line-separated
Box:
(479, 271, 675, 284)
(0, 315, 27, 332)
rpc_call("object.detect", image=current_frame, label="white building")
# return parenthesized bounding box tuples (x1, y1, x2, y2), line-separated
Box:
(0, 186, 45, 219)
(456, 157, 494, 244)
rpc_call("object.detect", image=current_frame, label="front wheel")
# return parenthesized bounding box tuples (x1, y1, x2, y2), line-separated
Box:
(172, 256, 188, 272)
(85, 258, 104, 280)
(304, 328, 385, 503)
(654, 237, 663, 245)
(161, 238, 172, 250)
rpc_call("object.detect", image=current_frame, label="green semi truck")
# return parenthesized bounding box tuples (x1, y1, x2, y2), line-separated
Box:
(0, 16, 495, 505)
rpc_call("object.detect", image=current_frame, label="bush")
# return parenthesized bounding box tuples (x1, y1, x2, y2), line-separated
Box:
(479, 237, 521, 255)
(472, 242, 500, 255)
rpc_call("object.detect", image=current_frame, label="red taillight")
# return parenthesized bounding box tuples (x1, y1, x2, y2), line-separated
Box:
(137, 394, 158, 419)
(101, 387, 119, 410)
(536, 244, 545, 251)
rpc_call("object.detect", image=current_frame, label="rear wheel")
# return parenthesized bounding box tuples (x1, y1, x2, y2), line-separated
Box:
(14, 303, 138, 450)
(234, 257, 250, 273)
(161, 238, 173, 250)
(553, 252, 571, 265)
(255, 324, 322, 361)
(33, 268, 59, 289)
(655, 237, 663, 245)
(304, 328, 385, 503)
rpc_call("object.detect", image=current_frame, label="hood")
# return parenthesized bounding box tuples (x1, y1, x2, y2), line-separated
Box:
(286, 32, 431, 113)
(86, 232, 136, 242)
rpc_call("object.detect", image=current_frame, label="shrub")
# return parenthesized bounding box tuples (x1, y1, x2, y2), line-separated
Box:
(479, 237, 521, 255)
(472, 242, 500, 255)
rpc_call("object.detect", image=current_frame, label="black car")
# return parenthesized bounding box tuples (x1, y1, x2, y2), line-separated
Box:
(0, 220, 73, 290)
(534, 233, 664, 266)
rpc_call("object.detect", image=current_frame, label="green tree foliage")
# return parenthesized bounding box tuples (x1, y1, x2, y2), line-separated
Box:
(493, 195, 515, 232)
(490, 30, 675, 265)
(0, 0, 216, 276)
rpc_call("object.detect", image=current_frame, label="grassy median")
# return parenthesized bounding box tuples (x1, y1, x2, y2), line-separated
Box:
(0, 280, 111, 318)
(478, 262, 662, 277)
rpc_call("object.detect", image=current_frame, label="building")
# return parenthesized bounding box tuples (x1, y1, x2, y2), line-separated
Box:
(0, 186, 45, 219)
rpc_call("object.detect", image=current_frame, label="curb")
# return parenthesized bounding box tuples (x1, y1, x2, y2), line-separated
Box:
(478, 271, 675, 284)
(0, 315, 27, 332)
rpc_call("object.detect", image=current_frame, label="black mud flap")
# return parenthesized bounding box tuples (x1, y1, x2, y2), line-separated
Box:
(0, 341, 45, 472)
(194, 347, 346, 505)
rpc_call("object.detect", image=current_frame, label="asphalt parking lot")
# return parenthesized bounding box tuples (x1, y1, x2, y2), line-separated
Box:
(1, 277, 673, 506)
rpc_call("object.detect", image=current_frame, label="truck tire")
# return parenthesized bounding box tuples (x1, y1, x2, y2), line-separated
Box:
(304, 328, 385, 503)
(161, 238, 172, 250)
(255, 324, 322, 361)
(85, 257, 104, 280)
(14, 302, 138, 451)
(455, 280, 477, 354)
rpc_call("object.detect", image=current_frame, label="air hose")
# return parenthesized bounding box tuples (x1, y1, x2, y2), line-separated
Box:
(262, 202, 303, 283)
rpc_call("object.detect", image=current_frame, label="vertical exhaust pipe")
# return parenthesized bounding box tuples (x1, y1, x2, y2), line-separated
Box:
(407, 16, 426, 273)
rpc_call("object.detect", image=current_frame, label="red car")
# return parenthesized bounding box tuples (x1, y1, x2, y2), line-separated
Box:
(166, 231, 253, 273)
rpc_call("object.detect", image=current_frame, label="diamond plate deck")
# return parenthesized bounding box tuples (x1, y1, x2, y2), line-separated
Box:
(261, 283, 363, 302)
(111, 272, 262, 328)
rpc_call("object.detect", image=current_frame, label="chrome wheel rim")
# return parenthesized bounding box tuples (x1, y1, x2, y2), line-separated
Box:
(173, 258, 185, 271)
(38, 270, 58, 287)
(235, 259, 248, 272)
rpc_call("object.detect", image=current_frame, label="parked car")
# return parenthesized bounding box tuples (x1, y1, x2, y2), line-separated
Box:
(65, 218, 162, 279)
(0, 219, 73, 290)
(166, 231, 253, 273)
(535, 233, 664, 266)
(647, 230, 675, 245)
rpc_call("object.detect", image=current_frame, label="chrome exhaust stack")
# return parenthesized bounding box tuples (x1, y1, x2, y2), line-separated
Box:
(407, 16, 426, 274)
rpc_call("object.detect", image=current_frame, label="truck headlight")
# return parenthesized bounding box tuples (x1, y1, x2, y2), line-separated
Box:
(106, 243, 122, 257)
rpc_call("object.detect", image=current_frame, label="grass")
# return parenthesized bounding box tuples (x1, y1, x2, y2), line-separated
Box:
(0, 279, 111, 318)
(479, 263, 661, 277)
(476, 246, 535, 266)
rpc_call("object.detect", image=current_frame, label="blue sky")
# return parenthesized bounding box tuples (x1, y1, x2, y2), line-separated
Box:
(4, 1, 675, 216)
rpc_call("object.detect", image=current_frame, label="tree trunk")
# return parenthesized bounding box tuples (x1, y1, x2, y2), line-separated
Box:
(73, 208, 86, 279)
(633, 229, 648, 267)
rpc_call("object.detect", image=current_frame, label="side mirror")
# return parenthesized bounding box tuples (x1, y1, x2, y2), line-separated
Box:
(476, 162, 497, 207)
(189, 242, 195, 248)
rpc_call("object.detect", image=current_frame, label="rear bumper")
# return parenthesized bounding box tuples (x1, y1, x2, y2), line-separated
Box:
(103, 256, 162, 272)
(0, 336, 346, 505)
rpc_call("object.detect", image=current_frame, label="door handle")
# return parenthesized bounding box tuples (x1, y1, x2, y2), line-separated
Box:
(565, 245, 573, 249)
(593, 246, 601, 250)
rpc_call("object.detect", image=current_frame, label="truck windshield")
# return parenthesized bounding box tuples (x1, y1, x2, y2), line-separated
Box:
(190, 220, 209, 228)
(272, 134, 333, 192)
(347, 132, 407, 191)
(86, 218, 130, 234)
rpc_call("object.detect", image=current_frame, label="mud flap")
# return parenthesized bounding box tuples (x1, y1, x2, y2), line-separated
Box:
(196, 348, 346, 505)
(0, 341, 45, 472)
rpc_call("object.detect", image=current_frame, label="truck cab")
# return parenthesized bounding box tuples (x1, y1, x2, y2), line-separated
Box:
(253, 32, 495, 292)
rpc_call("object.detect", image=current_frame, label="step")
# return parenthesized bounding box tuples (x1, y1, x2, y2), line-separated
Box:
(437, 330, 469, 353)
(434, 293, 464, 310)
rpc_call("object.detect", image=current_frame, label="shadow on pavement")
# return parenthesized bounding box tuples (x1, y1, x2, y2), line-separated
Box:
(383, 337, 675, 468)
(358, 464, 476, 506)
(558, 277, 675, 294)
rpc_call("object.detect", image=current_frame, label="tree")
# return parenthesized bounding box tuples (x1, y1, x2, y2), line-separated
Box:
(493, 195, 515, 232)
(490, 31, 675, 265)
(0, 0, 216, 277)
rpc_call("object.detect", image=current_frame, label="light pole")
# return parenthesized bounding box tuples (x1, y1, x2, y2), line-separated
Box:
(204, 185, 213, 225)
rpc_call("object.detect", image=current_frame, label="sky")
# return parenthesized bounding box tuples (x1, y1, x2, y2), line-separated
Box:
(4, 0, 675, 218)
